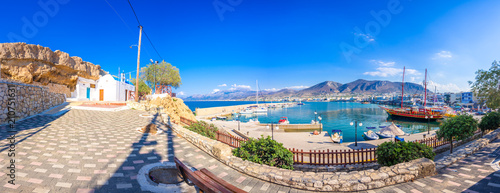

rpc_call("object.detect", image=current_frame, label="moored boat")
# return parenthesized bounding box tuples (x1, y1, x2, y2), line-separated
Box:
(330, 130, 343, 143)
(278, 117, 289, 124)
(363, 130, 379, 140)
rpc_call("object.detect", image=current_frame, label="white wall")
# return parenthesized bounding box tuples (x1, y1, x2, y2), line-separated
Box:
(95, 74, 135, 101)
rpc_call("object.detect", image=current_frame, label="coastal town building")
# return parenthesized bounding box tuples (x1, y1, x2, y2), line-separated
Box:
(71, 77, 97, 101)
(70, 74, 135, 101)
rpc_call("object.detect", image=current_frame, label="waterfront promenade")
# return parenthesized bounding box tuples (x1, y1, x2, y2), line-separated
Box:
(0, 108, 499, 192)
(208, 119, 439, 151)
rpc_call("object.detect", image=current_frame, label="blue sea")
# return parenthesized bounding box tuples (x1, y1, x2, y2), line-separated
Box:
(184, 101, 440, 142)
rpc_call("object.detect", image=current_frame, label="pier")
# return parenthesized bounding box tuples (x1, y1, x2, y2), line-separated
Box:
(194, 102, 292, 117)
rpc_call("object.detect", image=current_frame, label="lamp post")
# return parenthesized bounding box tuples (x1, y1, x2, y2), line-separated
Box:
(350, 120, 363, 147)
(237, 113, 240, 131)
(267, 122, 275, 140)
(150, 59, 158, 94)
(318, 115, 322, 134)
(314, 110, 317, 124)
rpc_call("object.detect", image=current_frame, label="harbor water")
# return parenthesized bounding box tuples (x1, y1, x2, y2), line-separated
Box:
(184, 101, 440, 142)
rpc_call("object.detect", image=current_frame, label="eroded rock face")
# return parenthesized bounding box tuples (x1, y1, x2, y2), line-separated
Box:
(0, 43, 105, 90)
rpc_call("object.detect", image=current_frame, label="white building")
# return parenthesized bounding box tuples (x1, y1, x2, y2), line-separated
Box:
(71, 77, 97, 101)
(71, 74, 135, 101)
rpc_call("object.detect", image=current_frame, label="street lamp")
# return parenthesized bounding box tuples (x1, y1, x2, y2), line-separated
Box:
(267, 122, 275, 140)
(150, 59, 158, 94)
(350, 120, 363, 147)
(314, 110, 318, 123)
(425, 115, 433, 134)
(318, 115, 322, 134)
(237, 113, 241, 131)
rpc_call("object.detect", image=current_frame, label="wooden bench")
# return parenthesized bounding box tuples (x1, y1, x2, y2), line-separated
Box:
(174, 157, 246, 193)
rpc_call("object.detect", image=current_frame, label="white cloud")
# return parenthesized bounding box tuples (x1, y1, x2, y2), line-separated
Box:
(285, 85, 309, 90)
(354, 33, 375, 42)
(371, 60, 395, 67)
(364, 61, 420, 78)
(230, 84, 251, 90)
(427, 81, 465, 92)
(178, 91, 185, 95)
(434, 51, 452, 59)
(218, 84, 227, 87)
(264, 88, 278, 91)
(212, 89, 220, 93)
(364, 67, 421, 77)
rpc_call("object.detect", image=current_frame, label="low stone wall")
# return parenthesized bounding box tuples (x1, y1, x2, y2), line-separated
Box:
(435, 129, 500, 170)
(0, 79, 66, 125)
(166, 116, 436, 192)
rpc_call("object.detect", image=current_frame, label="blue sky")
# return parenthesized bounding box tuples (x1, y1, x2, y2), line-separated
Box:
(2, 0, 500, 96)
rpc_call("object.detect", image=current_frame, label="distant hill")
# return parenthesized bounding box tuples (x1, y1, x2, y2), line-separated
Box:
(296, 81, 342, 97)
(182, 79, 427, 101)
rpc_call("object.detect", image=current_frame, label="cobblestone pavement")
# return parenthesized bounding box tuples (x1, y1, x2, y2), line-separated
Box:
(1, 109, 499, 193)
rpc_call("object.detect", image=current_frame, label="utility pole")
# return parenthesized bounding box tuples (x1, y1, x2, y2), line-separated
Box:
(135, 25, 143, 102)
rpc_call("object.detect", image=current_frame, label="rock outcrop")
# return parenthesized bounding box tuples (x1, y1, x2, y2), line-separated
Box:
(0, 42, 105, 91)
(127, 96, 197, 125)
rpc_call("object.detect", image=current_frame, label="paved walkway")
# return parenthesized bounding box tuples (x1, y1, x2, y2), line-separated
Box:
(0, 109, 499, 193)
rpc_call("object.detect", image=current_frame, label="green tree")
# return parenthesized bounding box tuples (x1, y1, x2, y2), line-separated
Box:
(131, 78, 151, 97)
(478, 112, 500, 136)
(140, 61, 182, 94)
(469, 60, 500, 109)
(436, 115, 478, 153)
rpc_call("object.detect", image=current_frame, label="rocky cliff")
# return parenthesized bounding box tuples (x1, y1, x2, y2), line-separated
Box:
(128, 96, 197, 125)
(0, 43, 105, 91)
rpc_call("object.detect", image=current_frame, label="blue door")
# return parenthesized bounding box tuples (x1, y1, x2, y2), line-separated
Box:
(86, 88, 90, 99)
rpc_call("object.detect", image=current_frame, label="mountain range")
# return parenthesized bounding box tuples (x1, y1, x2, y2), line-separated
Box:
(182, 79, 428, 101)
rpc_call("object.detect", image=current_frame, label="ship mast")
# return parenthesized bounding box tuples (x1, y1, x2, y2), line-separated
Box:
(401, 66, 405, 109)
(256, 80, 258, 106)
(424, 69, 427, 107)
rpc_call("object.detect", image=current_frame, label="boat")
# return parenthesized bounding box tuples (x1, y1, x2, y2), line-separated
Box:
(379, 68, 445, 121)
(366, 127, 376, 129)
(330, 130, 343, 143)
(376, 123, 405, 138)
(239, 108, 253, 114)
(363, 130, 379, 140)
(254, 107, 268, 114)
(254, 80, 268, 113)
(379, 126, 386, 128)
(278, 117, 289, 124)
(297, 99, 304, 105)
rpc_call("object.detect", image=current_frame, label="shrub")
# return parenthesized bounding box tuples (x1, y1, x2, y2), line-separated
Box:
(184, 121, 218, 140)
(436, 115, 478, 153)
(376, 141, 435, 166)
(478, 112, 500, 135)
(232, 135, 294, 170)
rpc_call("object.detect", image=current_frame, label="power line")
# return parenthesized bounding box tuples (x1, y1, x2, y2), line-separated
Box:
(127, 0, 164, 61)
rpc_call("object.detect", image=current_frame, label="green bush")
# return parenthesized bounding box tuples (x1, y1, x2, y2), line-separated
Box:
(478, 112, 500, 134)
(376, 141, 435, 166)
(184, 121, 218, 140)
(232, 135, 294, 170)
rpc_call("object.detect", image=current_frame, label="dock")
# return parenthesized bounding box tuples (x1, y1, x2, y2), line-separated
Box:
(195, 102, 292, 117)
(259, 123, 323, 132)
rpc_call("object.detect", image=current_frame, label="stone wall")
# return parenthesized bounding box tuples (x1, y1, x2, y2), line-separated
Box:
(166, 116, 436, 192)
(32, 82, 71, 97)
(0, 79, 66, 125)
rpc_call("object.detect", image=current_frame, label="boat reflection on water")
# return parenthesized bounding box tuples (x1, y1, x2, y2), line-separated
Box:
(386, 117, 440, 134)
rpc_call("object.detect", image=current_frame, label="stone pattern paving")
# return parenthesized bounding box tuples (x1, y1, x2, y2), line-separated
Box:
(0, 109, 499, 193)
